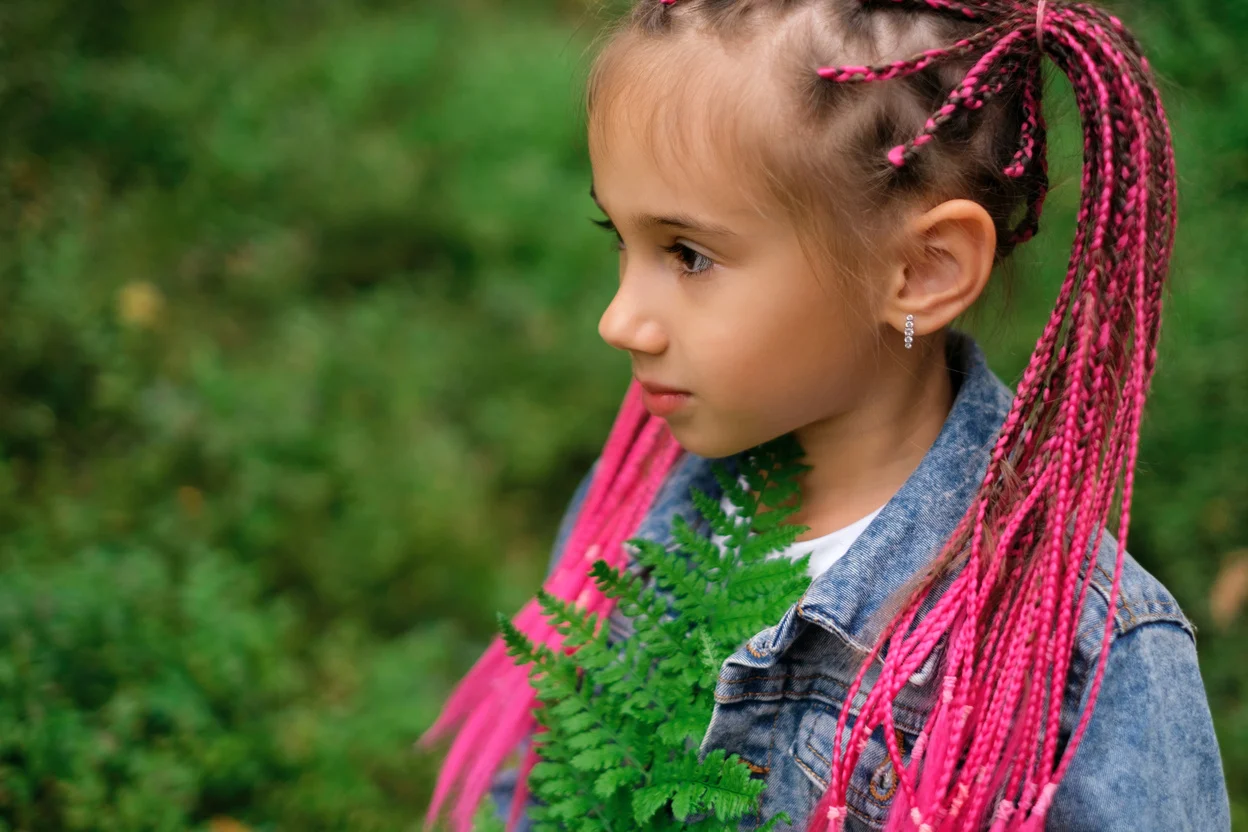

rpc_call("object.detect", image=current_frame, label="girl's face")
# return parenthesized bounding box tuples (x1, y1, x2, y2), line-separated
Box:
(589, 89, 888, 460)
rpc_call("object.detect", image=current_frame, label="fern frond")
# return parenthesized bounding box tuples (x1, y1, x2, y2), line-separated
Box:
(499, 432, 815, 830)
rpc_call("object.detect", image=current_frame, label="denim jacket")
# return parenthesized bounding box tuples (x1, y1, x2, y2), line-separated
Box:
(491, 330, 1230, 831)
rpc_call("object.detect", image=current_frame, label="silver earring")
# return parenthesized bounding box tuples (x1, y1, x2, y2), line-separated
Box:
(904, 314, 915, 349)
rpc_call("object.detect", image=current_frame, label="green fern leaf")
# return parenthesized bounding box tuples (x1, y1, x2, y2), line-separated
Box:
(499, 432, 815, 830)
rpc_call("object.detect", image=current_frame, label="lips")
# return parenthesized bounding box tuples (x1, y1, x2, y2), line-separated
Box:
(636, 378, 690, 395)
(636, 378, 692, 418)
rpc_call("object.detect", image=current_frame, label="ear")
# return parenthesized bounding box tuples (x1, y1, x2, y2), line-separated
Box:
(878, 198, 996, 341)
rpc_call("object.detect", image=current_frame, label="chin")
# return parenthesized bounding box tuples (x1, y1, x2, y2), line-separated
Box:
(665, 423, 755, 460)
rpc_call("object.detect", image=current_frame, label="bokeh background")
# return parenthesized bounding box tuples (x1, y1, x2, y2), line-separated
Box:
(0, 0, 1243, 829)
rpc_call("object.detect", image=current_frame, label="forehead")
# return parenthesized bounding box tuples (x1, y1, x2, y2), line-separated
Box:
(587, 29, 790, 221)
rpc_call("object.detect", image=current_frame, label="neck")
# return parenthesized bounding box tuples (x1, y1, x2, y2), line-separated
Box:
(784, 330, 955, 542)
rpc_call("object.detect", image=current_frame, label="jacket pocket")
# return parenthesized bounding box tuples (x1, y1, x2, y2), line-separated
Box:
(790, 701, 917, 831)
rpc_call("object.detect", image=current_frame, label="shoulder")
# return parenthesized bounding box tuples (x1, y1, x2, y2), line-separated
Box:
(1076, 529, 1194, 643)
(975, 354, 1194, 648)
(1066, 528, 1198, 703)
(1051, 533, 1230, 831)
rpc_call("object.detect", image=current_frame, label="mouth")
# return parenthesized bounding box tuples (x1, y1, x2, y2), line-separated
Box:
(636, 378, 692, 417)
(637, 379, 690, 396)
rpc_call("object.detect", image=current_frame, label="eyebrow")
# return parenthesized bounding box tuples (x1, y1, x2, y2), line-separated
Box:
(590, 186, 739, 238)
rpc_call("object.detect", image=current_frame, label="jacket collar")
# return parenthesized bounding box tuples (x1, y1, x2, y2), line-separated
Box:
(635, 330, 1016, 665)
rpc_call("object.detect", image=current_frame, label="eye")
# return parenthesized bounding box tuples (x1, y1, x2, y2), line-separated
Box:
(663, 242, 715, 277)
(591, 217, 623, 251)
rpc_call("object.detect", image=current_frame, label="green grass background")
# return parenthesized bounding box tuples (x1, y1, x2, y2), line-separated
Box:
(0, 0, 1242, 829)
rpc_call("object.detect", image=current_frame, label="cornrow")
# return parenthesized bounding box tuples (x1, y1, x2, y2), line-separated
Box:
(422, 0, 1177, 828)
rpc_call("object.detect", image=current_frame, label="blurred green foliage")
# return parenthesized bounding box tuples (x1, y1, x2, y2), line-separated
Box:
(0, 0, 1241, 828)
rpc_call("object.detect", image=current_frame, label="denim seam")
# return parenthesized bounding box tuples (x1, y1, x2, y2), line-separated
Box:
(1117, 615, 1197, 645)
(739, 755, 769, 775)
(792, 756, 877, 826)
(803, 698, 925, 725)
(796, 602, 873, 652)
(766, 704, 781, 774)
(1087, 569, 1191, 639)
(802, 734, 908, 808)
(801, 712, 915, 808)
(710, 692, 924, 724)
(734, 706, 781, 777)
(718, 676, 927, 721)
(1091, 563, 1138, 630)
(804, 736, 831, 768)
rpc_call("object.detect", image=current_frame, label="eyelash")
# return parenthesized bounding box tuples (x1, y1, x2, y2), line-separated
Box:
(591, 217, 715, 277)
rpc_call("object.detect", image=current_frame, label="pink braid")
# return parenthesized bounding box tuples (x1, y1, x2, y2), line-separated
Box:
(419, 380, 683, 831)
(809, 1, 1176, 830)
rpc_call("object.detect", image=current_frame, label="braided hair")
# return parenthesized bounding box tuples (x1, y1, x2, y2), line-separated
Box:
(422, 1, 1177, 830)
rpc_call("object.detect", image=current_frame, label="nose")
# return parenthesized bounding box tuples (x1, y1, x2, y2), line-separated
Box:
(597, 272, 667, 356)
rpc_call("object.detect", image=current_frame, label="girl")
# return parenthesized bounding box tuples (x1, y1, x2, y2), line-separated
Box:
(421, 0, 1231, 829)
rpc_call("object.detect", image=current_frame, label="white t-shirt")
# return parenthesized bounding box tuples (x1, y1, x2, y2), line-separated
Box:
(710, 478, 884, 578)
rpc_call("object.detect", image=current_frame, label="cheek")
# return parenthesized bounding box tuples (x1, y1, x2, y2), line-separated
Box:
(670, 284, 862, 456)
(703, 280, 854, 392)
